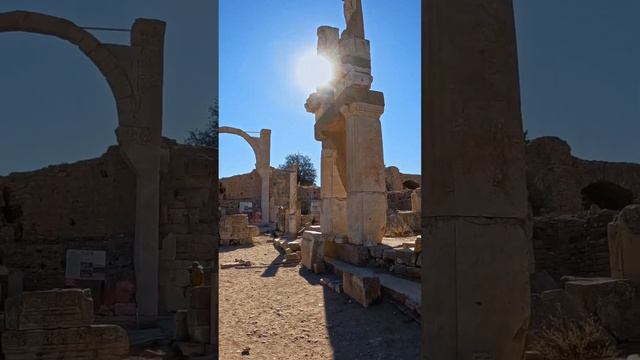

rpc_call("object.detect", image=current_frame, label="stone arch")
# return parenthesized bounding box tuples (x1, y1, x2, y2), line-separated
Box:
(402, 179, 420, 190)
(219, 126, 272, 224)
(581, 181, 633, 211)
(218, 126, 270, 170)
(0, 10, 166, 316)
(0, 11, 133, 123)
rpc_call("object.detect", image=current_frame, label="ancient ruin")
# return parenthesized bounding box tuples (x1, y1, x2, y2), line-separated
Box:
(0, 10, 217, 358)
(305, 0, 387, 246)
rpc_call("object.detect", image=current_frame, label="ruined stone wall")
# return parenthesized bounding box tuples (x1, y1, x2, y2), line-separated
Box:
(387, 189, 413, 211)
(158, 138, 216, 313)
(384, 166, 421, 191)
(526, 136, 640, 215)
(0, 139, 217, 314)
(298, 185, 320, 214)
(219, 169, 292, 221)
(532, 210, 616, 281)
(0, 146, 137, 294)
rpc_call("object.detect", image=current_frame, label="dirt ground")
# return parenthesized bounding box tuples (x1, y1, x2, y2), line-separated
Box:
(219, 236, 421, 360)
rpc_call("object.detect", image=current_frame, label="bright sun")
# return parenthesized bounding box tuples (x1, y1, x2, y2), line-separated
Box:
(294, 50, 334, 92)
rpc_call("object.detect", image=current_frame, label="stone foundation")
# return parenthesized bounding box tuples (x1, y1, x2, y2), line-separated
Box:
(2, 289, 129, 360)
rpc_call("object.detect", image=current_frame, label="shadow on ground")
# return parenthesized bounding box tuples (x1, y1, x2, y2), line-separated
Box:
(219, 244, 254, 253)
(260, 253, 285, 277)
(298, 267, 421, 360)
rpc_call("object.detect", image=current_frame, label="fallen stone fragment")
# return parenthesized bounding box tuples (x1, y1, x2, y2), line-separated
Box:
(342, 271, 381, 307)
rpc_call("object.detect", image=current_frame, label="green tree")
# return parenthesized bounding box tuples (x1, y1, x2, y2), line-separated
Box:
(185, 98, 219, 149)
(278, 153, 317, 186)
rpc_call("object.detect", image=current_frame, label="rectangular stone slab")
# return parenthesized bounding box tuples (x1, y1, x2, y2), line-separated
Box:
(342, 271, 380, 307)
(4, 288, 94, 330)
(2, 324, 129, 360)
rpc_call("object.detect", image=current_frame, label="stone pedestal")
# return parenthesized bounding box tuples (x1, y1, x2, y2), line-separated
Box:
(424, 0, 531, 358)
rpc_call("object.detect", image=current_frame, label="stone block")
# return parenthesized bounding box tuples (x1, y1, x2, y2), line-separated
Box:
(248, 225, 260, 237)
(342, 271, 380, 307)
(301, 231, 325, 272)
(4, 288, 94, 330)
(187, 308, 210, 329)
(608, 205, 640, 282)
(174, 310, 188, 341)
(335, 243, 369, 266)
(367, 245, 387, 258)
(1, 324, 129, 360)
(382, 249, 397, 262)
(415, 235, 422, 253)
(188, 325, 210, 344)
(189, 286, 211, 309)
(395, 248, 416, 266)
(564, 277, 640, 341)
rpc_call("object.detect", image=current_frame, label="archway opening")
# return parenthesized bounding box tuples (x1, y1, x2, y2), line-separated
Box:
(580, 181, 633, 211)
(402, 179, 420, 190)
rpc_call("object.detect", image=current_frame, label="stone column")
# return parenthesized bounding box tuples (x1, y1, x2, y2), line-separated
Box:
(423, 0, 531, 358)
(257, 168, 271, 225)
(116, 18, 165, 316)
(340, 102, 387, 246)
(286, 167, 299, 234)
(320, 146, 347, 237)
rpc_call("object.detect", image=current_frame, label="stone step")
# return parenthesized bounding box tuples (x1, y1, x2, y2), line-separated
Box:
(324, 257, 421, 313)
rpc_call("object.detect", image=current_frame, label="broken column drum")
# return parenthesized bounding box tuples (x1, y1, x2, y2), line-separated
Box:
(305, 0, 387, 246)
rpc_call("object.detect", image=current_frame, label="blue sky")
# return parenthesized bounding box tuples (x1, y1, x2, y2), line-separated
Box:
(0, 0, 217, 175)
(1, 1, 639, 178)
(219, 1, 422, 178)
(514, 0, 640, 161)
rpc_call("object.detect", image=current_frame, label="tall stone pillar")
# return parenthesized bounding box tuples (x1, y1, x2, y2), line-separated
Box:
(286, 167, 300, 234)
(116, 18, 165, 317)
(320, 146, 347, 236)
(340, 102, 387, 245)
(257, 168, 271, 225)
(423, 0, 531, 358)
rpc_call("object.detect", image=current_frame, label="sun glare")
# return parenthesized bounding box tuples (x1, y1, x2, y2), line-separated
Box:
(294, 50, 334, 92)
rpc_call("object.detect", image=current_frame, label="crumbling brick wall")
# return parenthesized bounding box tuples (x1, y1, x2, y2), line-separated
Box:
(0, 139, 218, 314)
(298, 185, 320, 215)
(219, 168, 293, 221)
(526, 136, 640, 215)
(0, 145, 136, 300)
(532, 210, 616, 281)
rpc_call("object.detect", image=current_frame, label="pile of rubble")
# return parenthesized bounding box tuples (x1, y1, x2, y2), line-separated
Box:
(219, 214, 259, 246)
(1, 288, 129, 360)
(273, 237, 302, 264)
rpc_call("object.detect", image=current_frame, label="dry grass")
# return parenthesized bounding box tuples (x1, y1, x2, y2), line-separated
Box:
(529, 316, 619, 360)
